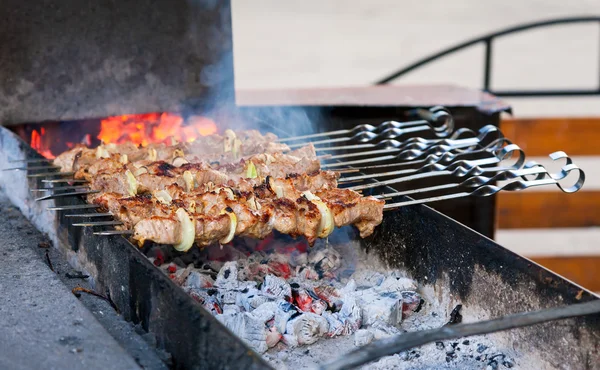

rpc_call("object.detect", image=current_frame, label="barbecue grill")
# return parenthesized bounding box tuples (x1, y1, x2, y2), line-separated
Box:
(0, 1, 599, 369)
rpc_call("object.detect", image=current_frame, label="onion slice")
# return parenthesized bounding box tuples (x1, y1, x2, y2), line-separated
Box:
(183, 170, 195, 192)
(246, 161, 258, 179)
(223, 129, 236, 152)
(303, 191, 334, 238)
(147, 148, 157, 161)
(152, 190, 172, 205)
(134, 166, 149, 176)
(174, 208, 195, 252)
(172, 156, 189, 167)
(96, 146, 110, 159)
(232, 138, 242, 159)
(219, 208, 237, 244)
(267, 176, 284, 198)
(119, 154, 128, 164)
(125, 170, 138, 196)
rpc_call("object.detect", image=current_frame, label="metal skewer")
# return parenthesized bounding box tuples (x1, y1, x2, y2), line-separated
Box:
(42, 179, 88, 184)
(35, 190, 100, 202)
(64, 213, 113, 218)
(322, 126, 503, 168)
(3, 165, 61, 171)
(346, 144, 525, 191)
(47, 204, 101, 211)
(313, 127, 479, 152)
(72, 220, 123, 227)
(94, 230, 133, 236)
(375, 159, 571, 200)
(31, 185, 90, 193)
(287, 124, 448, 149)
(27, 171, 75, 178)
(382, 163, 584, 212)
(278, 107, 453, 143)
(319, 299, 600, 370)
(8, 158, 51, 163)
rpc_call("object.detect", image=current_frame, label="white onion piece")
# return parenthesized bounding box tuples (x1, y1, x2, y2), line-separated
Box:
(232, 138, 242, 159)
(219, 209, 237, 244)
(125, 170, 138, 196)
(174, 208, 195, 252)
(152, 190, 173, 205)
(303, 191, 334, 238)
(96, 146, 110, 159)
(172, 156, 189, 167)
(119, 154, 128, 164)
(134, 166, 148, 176)
(268, 177, 284, 198)
(223, 129, 236, 152)
(147, 148, 157, 161)
(183, 171, 194, 192)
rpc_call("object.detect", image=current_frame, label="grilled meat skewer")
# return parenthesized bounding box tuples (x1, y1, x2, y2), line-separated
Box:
(53, 129, 290, 173)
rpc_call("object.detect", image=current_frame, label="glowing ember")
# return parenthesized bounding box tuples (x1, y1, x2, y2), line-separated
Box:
(97, 113, 218, 146)
(30, 128, 55, 159)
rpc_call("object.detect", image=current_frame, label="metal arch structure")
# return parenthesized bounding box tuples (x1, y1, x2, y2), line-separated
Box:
(375, 16, 600, 97)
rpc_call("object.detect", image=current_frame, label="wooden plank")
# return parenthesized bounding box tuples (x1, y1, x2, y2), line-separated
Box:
(501, 117, 600, 156)
(531, 256, 600, 292)
(497, 191, 600, 228)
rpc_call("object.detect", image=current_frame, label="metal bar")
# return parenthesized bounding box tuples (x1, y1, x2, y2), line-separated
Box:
(31, 185, 89, 193)
(35, 190, 99, 202)
(71, 221, 123, 227)
(8, 158, 51, 163)
(319, 299, 600, 370)
(47, 204, 100, 211)
(376, 17, 600, 84)
(94, 230, 133, 236)
(64, 213, 113, 218)
(483, 38, 493, 91)
(27, 171, 75, 178)
(42, 179, 88, 184)
(3, 165, 60, 171)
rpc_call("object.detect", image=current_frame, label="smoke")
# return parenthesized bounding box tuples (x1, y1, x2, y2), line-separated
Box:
(184, 0, 322, 138)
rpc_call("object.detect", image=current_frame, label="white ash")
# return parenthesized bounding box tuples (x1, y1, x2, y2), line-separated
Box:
(158, 237, 519, 368)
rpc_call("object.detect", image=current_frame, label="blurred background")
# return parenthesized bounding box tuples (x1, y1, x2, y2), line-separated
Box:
(232, 0, 600, 291)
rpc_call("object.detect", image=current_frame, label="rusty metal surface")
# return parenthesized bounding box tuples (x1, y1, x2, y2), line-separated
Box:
(0, 0, 234, 125)
(236, 85, 511, 115)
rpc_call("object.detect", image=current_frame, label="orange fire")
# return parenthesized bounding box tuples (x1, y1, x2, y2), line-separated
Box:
(30, 128, 56, 159)
(97, 113, 218, 146)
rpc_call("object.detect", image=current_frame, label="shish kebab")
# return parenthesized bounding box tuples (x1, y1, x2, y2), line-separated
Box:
(43, 130, 384, 250)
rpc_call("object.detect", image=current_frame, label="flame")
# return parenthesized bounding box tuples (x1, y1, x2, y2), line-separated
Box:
(30, 128, 55, 159)
(97, 113, 218, 146)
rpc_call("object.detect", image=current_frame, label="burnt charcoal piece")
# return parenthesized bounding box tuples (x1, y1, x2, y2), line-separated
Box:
(462, 339, 470, 345)
(477, 344, 489, 353)
(502, 359, 515, 368)
(487, 360, 499, 370)
(435, 341, 445, 350)
(451, 342, 459, 348)
(447, 304, 463, 325)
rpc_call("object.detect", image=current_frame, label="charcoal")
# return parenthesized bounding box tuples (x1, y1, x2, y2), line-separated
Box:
(354, 288, 402, 326)
(353, 329, 374, 346)
(376, 275, 417, 293)
(222, 304, 241, 315)
(477, 344, 489, 353)
(216, 312, 268, 354)
(183, 271, 215, 289)
(502, 359, 514, 368)
(308, 247, 341, 277)
(462, 339, 470, 345)
(369, 320, 402, 340)
(236, 286, 269, 311)
(292, 288, 314, 312)
(285, 313, 329, 346)
(350, 270, 385, 288)
(321, 311, 345, 337)
(266, 327, 282, 348)
(400, 291, 423, 318)
(250, 301, 278, 323)
(274, 301, 297, 334)
(215, 261, 239, 289)
(436, 341, 445, 350)
(487, 360, 499, 370)
(338, 296, 362, 335)
(310, 299, 327, 315)
(261, 275, 291, 300)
